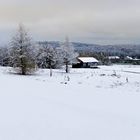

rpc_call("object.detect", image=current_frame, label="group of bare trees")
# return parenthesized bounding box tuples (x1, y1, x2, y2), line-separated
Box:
(0, 24, 78, 75)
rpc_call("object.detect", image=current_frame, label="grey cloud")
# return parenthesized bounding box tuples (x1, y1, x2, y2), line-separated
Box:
(0, 0, 140, 44)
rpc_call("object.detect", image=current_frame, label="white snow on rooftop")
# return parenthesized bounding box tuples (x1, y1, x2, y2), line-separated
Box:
(78, 57, 99, 63)
(126, 56, 133, 60)
(108, 56, 120, 59)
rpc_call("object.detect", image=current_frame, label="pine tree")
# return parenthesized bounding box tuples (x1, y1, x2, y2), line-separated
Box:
(10, 24, 37, 75)
(59, 37, 78, 73)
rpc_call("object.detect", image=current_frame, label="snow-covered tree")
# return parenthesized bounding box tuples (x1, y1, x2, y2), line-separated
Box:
(9, 24, 37, 75)
(0, 46, 10, 66)
(37, 44, 62, 76)
(59, 37, 78, 73)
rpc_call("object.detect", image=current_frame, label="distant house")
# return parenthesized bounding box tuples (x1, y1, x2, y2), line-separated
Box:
(72, 57, 99, 68)
(108, 56, 120, 60)
(108, 56, 120, 63)
(124, 56, 140, 65)
(108, 55, 140, 64)
(125, 56, 133, 60)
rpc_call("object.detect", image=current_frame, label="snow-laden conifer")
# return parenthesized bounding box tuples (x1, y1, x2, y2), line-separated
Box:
(10, 24, 37, 75)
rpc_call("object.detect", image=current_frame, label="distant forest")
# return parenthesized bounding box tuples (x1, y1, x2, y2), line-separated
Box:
(39, 41, 140, 58)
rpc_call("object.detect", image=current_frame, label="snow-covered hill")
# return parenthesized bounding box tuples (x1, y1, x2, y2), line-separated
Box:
(39, 41, 140, 56)
(0, 65, 140, 140)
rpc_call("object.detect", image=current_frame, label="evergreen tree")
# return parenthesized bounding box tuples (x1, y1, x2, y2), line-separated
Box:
(10, 24, 37, 75)
(59, 37, 78, 73)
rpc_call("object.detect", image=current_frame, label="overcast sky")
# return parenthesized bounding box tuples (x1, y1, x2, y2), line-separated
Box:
(0, 0, 140, 45)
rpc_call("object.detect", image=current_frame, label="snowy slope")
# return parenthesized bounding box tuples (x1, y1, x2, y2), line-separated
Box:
(0, 65, 140, 140)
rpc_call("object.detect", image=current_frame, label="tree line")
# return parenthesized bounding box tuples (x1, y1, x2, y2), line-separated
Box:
(0, 24, 78, 75)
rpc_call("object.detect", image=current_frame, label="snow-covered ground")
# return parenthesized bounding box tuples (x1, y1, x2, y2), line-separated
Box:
(0, 65, 140, 140)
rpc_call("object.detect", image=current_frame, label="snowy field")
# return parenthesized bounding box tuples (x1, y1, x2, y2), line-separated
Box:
(0, 65, 140, 140)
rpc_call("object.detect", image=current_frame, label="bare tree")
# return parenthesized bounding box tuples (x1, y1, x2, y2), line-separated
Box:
(10, 24, 37, 75)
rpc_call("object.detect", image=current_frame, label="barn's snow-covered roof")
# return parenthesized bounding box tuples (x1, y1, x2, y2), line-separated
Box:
(78, 57, 99, 63)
